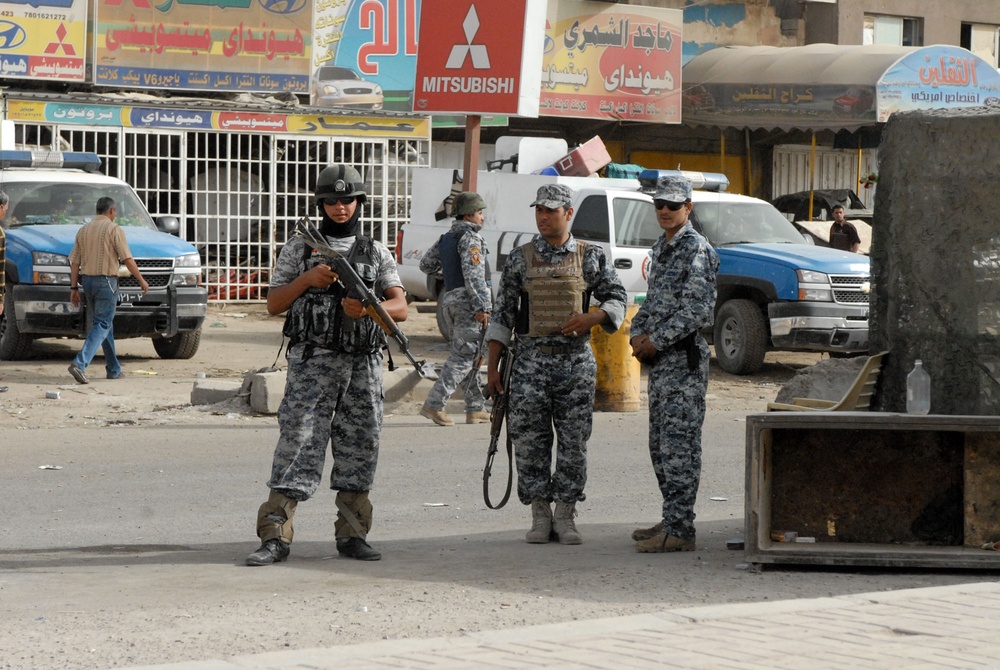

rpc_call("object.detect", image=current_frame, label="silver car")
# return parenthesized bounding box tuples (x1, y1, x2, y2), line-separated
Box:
(311, 66, 383, 110)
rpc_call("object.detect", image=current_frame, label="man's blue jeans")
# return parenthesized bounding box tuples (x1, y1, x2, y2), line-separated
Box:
(73, 275, 121, 378)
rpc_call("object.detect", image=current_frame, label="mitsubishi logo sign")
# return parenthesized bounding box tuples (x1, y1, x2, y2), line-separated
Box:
(414, 0, 545, 116)
(445, 6, 490, 70)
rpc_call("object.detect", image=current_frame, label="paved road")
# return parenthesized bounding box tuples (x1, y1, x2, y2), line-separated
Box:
(123, 581, 1000, 669)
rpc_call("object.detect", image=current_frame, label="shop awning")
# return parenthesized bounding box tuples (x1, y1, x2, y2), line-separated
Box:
(682, 43, 1000, 132)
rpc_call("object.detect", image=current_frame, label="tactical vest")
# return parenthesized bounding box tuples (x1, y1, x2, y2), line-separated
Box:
(438, 231, 465, 292)
(439, 228, 492, 293)
(521, 242, 588, 337)
(282, 236, 387, 355)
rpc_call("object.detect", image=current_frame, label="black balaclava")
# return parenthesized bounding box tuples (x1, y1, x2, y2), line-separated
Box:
(320, 204, 362, 238)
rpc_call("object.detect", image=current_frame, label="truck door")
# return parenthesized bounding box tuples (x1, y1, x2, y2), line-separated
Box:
(572, 193, 659, 302)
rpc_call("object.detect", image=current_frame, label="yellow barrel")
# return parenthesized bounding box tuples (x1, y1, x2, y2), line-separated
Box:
(589, 304, 641, 412)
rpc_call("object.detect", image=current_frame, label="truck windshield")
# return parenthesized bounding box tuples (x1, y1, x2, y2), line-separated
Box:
(691, 201, 806, 246)
(2, 182, 156, 231)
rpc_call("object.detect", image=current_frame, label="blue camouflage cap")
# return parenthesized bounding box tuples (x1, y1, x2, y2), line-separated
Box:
(530, 183, 574, 209)
(653, 175, 693, 202)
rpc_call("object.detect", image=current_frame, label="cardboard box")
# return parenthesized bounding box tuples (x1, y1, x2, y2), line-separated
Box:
(554, 136, 612, 177)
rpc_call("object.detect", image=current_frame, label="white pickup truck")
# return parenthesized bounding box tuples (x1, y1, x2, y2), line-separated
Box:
(394, 165, 871, 375)
(395, 167, 656, 338)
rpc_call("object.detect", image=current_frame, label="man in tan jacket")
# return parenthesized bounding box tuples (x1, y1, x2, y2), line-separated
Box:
(67, 197, 149, 384)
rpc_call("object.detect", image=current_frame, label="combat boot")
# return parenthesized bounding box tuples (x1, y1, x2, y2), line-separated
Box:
(631, 521, 664, 541)
(466, 410, 491, 424)
(420, 405, 454, 426)
(336, 537, 382, 561)
(635, 531, 696, 553)
(525, 497, 552, 543)
(246, 538, 290, 566)
(552, 502, 582, 545)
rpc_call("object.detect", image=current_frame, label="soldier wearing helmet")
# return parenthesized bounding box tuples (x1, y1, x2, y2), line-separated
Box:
(246, 164, 408, 566)
(418, 191, 493, 426)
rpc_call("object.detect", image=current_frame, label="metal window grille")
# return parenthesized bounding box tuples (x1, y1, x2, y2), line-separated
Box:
(9, 120, 429, 303)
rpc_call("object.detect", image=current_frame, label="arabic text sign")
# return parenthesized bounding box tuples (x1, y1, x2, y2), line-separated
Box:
(312, 0, 420, 112)
(93, 0, 311, 93)
(6, 99, 432, 139)
(541, 1, 682, 124)
(877, 47, 1000, 122)
(413, 0, 545, 116)
(0, 0, 86, 81)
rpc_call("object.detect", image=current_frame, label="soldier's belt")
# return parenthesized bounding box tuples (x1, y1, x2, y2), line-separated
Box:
(536, 342, 588, 355)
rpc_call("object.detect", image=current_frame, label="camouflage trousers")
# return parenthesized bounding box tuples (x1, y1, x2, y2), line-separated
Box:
(267, 347, 384, 501)
(646, 340, 710, 541)
(508, 344, 596, 505)
(424, 290, 486, 412)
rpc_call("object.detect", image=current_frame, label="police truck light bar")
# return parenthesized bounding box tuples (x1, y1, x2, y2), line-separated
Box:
(0, 150, 102, 171)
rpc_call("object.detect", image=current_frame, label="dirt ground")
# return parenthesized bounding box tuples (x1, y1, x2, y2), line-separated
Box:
(0, 302, 819, 428)
(4, 303, 889, 670)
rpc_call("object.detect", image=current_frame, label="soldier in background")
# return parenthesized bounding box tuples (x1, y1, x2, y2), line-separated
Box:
(630, 175, 719, 553)
(246, 164, 408, 566)
(486, 184, 627, 545)
(419, 191, 493, 426)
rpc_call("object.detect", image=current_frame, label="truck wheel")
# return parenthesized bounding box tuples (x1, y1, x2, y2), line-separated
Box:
(0, 289, 35, 361)
(152, 329, 202, 359)
(435, 291, 453, 342)
(713, 299, 767, 375)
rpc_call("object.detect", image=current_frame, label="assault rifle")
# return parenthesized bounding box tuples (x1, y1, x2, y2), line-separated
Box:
(483, 343, 515, 509)
(295, 218, 438, 380)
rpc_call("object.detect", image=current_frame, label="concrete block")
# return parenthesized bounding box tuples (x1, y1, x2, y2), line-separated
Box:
(383, 367, 435, 404)
(249, 370, 286, 415)
(190, 379, 242, 405)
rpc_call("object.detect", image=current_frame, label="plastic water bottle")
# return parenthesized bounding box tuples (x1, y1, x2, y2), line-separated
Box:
(906, 359, 931, 415)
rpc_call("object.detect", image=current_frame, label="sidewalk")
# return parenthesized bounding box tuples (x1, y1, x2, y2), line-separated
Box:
(126, 582, 1000, 670)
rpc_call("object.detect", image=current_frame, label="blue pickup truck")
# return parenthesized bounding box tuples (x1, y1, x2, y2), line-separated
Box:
(663, 171, 870, 374)
(0, 151, 207, 360)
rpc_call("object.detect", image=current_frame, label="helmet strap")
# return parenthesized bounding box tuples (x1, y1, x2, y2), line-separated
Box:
(320, 207, 362, 238)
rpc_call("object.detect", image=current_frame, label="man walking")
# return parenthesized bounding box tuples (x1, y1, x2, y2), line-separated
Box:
(485, 184, 627, 545)
(68, 197, 148, 384)
(419, 191, 492, 426)
(829, 204, 861, 253)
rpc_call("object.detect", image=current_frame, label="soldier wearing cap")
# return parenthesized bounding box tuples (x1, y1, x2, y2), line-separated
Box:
(419, 191, 493, 426)
(630, 174, 719, 553)
(485, 183, 627, 545)
(246, 164, 409, 566)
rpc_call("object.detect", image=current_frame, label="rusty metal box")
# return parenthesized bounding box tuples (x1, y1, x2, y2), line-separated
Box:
(746, 412, 1000, 569)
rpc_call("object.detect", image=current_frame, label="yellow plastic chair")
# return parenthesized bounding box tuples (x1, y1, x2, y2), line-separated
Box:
(766, 351, 888, 412)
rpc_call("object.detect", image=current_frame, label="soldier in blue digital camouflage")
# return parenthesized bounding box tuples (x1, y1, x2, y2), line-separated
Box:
(246, 164, 408, 566)
(485, 183, 627, 545)
(418, 191, 492, 426)
(630, 174, 719, 553)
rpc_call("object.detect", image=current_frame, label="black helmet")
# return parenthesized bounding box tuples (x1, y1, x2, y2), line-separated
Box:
(315, 164, 367, 206)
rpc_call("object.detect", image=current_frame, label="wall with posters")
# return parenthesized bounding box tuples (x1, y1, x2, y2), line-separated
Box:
(0, 0, 86, 80)
(312, 0, 419, 112)
(541, 0, 683, 124)
(93, 0, 311, 93)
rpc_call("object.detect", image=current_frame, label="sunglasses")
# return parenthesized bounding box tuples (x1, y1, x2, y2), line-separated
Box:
(323, 196, 356, 206)
(654, 199, 687, 211)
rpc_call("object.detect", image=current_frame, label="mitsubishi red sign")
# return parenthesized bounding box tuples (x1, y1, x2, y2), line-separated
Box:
(413, 0, 545, 116)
